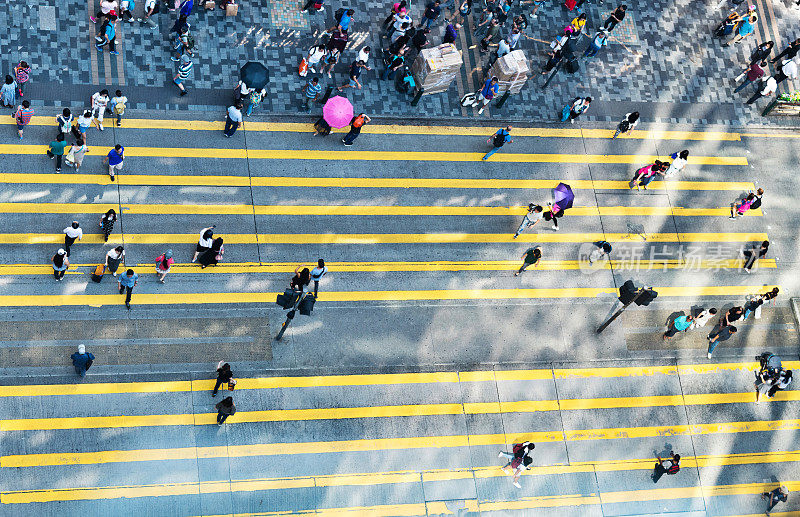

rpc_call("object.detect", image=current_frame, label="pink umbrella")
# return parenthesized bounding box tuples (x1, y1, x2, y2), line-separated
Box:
(323, 96, 354, 129)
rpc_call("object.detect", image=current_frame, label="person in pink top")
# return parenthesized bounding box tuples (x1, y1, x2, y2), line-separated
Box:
(13, 100, 33, 139)
(14, 61, 30, 97)
(155, 249, 175, 283)
(730, 192, 757, 219)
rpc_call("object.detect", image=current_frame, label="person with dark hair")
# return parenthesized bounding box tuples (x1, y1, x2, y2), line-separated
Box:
(192, 226, 215, 262)
(588, 241, 612, 264)
(13, 99, 33, 139)
(105, 246, 125, 277)
(313, 117, 332, 137)
(223, 102, 243, 137)
(603, 4, 626, 31)
(514, 204, 544, 238)
(735, 60, 766, 94)
(105, 144, 124, 181)
(515, 247, 541, 275)
(743, 240, 769, 272)
(664, 313, 693, 340)
(56, 108, 74, 139)
(310, 259, 328, 297)
(215, 396, 236, 424)
(100, 209, 117, 242)
(483, 125, 513, 161)
(755, 364, 780, 403)
(291, 265, 312, 291)
(155, 249, 174, 283)
(118, 268, 138, 309)
(52, 249, 69, 281)
(198, 238, 224, 268)
(212, 362, 233, 396)
(768, 369, 792, 398)
(95, 17, 119, 56)
(749, 41, 773, 65)
(652, 452, 680, 483)
(730, 192, 757, 219)
(567, 96, 591, 123)
(707, 325, 737, 358)
(0, 75, 15, 108)
(342, 113, 370, 146)
(612, 111, 639, 139)
(420, 0, 441, 28)
(763, 287, 780, 301)
(48, 134, 67, 172)
(665, 150, 689, 177)
(63, 221, 82, 257)
(499, 442, 535, 488)
(772, 38, 800, 64)
(690, 307, 717, 329)
(13, 61, 30, 98)
(91, 89, 110, 130)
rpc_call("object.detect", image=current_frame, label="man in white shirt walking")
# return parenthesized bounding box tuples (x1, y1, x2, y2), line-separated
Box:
(223, 102, 243, 137)
(91, 89, 110, 130)
(63, 221, 83, 257)
(746, 75, 777, 105)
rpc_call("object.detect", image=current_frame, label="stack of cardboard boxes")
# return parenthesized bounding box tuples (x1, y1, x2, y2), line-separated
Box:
(489, 49, 530, 95)
(411, 43, 463, 95)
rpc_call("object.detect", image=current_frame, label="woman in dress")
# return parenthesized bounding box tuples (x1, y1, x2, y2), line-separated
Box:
(0, 75, 16, 108)
(105, 246, 125, 277)
(198, 237, 224, 268)
(65, 138, 87, 171)
(99, 208, 117, 242)
(52, 249, 69, 281)
(191, 226, 215, 262)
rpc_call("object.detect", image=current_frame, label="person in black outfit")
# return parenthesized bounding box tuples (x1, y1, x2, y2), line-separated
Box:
(412, 28, 430, 51)
(198, 237, 224, 268)
(290, 266, 311, 291)
(100, 209, 117, 243)
(743, 240, 769, 272)
(212, 362, 233, 396)
(772, 38, 800, 64)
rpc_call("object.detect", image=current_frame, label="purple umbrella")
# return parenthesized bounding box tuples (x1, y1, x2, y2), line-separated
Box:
(552, 182, 574, 213)
(323, 96, 354, 129)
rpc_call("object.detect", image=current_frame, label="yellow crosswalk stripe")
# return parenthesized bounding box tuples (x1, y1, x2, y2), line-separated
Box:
(4, 361, 795, 397)
(2, 390, 797, 431)
(0, 144, 747, 164)
(0, 116, 747, 140)
(0, 231, 770, 245)
(0, 172, 756, 191)
(2, 258, 777, 276)
(2, 461, 797, 505)
(0, 284, 778, 307)
(0, 202, 763, 218)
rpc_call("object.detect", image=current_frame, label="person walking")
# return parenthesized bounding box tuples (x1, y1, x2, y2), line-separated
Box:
(442, 22, 461, 44)
(544, 202, 563, 231)
(743, 240, 769, 273)
(772, 38, 800, 64)
(342, 113, 370, 146)
(118, 268, 138, 309)
(245, 88, 265, 116)
(689, 308, 717, 329)
(192, 226, 216, 262)
(565, 96, 591, 123)
(302, 77, 322, 111)
(99, 209, 117, 242)
(47, 134, 68, 172)
(499, 441, 535, 488)
(726, 14, 757, 46)
(310, 259, 328, 297)
(95, 17, 119, 56)
(730, 192, 756, 219)
(513, 204, 544, 238)
(749, 41, 773, 65)
(663, 313, 693, 340)
(223, 102, 243, 137)
(105, 144, 124, 181)
(63, 221, 82, 257)
(212, 362, 234, 396)
(773, 56, 799, 86)
(754, 363, 779, 404)
(707, 325, 737, 358)
(105, 246, 125, 277)
(173, 51, 194, 96)
(0, 75, 16, 108)
(198, 237, 224, 268)
(13, 100, 33, 139)
(762, 485, 789, 516)
(482, 126, 513, 161)
(603, 5, 626, 31)
(629, 161, 662, 191)
(612, 112, 639, 139)
(155, 249, 175, 283)
(664, 150, 689, 177)
(75, 111, 94, 148)
(746, 75, 777, 105)
(52, 249, 69, 281)
(652, 452, 680, 483)
(110, 89, 128, 126)
(337, 61, 367, 92)
(306, 44, 326, 73)
(290, 265, 312, 292)
(56, 108, 74, 139)
(588, 241, 612, 264)
(90, 0, 118, 22)
(71, 344, 95, 378)
(91, 89, 110, 130)
(215, 396, 236, 424)
(473, 76, 499, 115)
(768, 369, 792, 398)
(13, 61, 30, 98)
(515, 247, 541, 275)
(420, 0, 441, 28)
(65, 138, 87, 171)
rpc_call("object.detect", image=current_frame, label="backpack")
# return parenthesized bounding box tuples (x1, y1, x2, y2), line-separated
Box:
(352, 115, 365, 128)
(493, 131, 507, 147)
(666, 463, 680, 475)
(114, 102, 126, 115)
(618, 119, 630, 132)
(335, 7, 346, 22)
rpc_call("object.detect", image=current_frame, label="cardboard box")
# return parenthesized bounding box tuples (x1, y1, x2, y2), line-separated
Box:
(225, 3, 238, 15)
(411, 43, 463, 95)
(489, 49, 530, 95)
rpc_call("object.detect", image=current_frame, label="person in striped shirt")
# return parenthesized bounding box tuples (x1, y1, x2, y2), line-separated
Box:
(13, 100, 33, 139)
(173, 50, 194, 96)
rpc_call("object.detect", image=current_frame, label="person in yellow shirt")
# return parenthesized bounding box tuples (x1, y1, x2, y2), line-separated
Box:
(571, 12, 587, 35)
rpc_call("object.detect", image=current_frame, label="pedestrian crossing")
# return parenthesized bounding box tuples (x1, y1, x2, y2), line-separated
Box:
(1, 361, 798, 514)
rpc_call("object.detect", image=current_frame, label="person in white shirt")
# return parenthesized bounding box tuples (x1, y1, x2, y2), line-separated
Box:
(513, 204, 543, 238)
(689, 307, 717, 329)
(109, 89, 128, 127)
(223, 102, 243, 137)
(192, 225, 216, 262)
(775, 57, 799, 84)
(63, 221, 83, 257)
(105, 246, 125, 276)
(613, 112, 639, 139)
(235, 81, 254, 104)
(769, 369, 793, 398)
(665, 150, 689, 177)
(588, 241, 612, 264)
(497, 38, 511, 59)
(310, 259, 328, 297)
(356, 46, 371, 70)
(307, 44, 326, 73)
(746, 75, 776, 105)
(91, 89, 110, 130)
(387, 11, 412, 39)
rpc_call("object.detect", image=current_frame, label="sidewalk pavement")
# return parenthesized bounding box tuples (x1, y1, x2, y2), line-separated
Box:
(3, 0, 800, 127)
